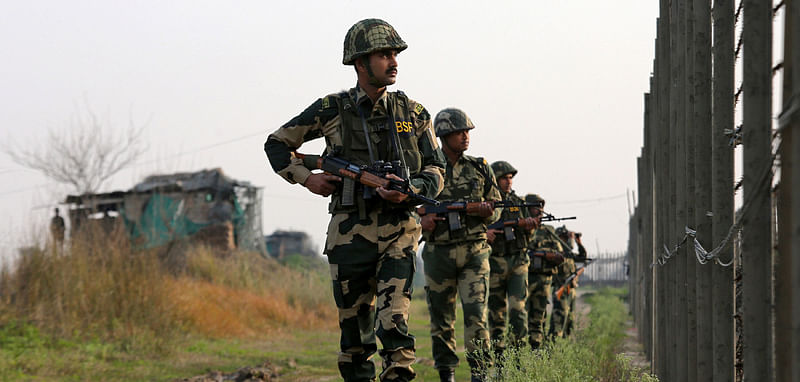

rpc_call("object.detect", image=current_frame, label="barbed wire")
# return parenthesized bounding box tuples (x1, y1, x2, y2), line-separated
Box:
(734, 0, 744, 26)
(773, 1, 785, 15)
(652, 138, 780, 269)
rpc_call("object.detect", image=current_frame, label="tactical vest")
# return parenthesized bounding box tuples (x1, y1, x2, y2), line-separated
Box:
(528, 225, 563, 274)
(328, 90, 422, 215)
(425, 155, 492, 243)
(491, 191, 530, 255)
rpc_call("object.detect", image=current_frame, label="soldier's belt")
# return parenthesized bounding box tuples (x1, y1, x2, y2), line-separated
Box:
(532, 251, 558, 258)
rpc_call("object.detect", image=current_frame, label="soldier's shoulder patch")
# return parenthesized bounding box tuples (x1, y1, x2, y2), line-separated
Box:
(322, 92, 345, 110)
(414, 103, 424, 114)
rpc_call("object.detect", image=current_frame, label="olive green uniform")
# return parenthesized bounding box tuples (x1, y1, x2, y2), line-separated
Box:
(421, 152, 501, 374)
(549, 237, 577, 339)
(554, 241, 587, 337)
(487, 190, 531, 352)
(525, 224, 564, 349)
(265, 85, 445, 382)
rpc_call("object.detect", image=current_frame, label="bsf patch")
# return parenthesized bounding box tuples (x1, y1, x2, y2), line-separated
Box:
(321, 97, 330, 109)
(395, 120, 414, 135)
(414, 104, 424, 114)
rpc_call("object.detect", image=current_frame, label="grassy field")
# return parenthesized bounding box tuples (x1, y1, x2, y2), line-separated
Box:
(0, 233, 654, 381)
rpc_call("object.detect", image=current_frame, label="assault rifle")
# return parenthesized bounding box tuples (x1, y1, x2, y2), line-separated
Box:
(487, 218, 535, 241)
(417, 200, 542, 231)
(530, 250, 564, 266)
(539, 212, 577, 223)
(554, 260, 593, 300)
(295, 152, 440, 205)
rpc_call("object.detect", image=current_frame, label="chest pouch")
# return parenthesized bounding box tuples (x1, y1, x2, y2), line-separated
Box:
(503, 226, 516, 241)
(447, 211, 462, 231)
(532, 255, 543, 270)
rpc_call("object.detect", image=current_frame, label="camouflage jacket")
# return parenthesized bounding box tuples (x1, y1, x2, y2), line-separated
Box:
(527, 224, 565, 274)
(422, 151, 502, 244)
(489, 190, 532, 256)
(264, 85, 445, 263)
(555, 240, 577, 283)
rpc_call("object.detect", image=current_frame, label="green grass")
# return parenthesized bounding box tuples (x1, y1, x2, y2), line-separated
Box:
(0, 238, 654, 381)
(482, 287, 658, 382)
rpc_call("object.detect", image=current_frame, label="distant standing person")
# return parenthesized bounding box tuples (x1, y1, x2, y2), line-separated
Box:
(485, 161, 536, 357)
(50, 207, 65, 247)
(418, 108, 501, 382)
(264, 19, 445, 382)
(523, 194, 564, 350)
(548, 225, 580, 339)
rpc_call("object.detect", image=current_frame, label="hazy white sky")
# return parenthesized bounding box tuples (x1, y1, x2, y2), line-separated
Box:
(0, 1, 659, 262)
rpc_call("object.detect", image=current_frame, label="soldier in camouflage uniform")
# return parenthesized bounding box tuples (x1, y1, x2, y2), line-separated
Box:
(557, 229, 588, 337)
(419, 108, 501, 382)
(548, 226, 578, 339)
(264, 19, 445, 382)
(485, 161, 536, 356)
(523, 194, 564, 350)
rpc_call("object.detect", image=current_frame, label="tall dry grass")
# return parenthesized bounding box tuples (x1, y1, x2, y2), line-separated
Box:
(173, 247, 337, 337)
(0, 224, 336, 349)
(0, 225, 179, 351)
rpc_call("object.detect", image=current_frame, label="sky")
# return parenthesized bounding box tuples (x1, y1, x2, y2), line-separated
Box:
(0, 0, 659, 263)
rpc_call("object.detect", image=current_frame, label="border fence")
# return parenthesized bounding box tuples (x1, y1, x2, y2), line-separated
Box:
(627, 0, 798, 381)
(580, 251, 628, 286)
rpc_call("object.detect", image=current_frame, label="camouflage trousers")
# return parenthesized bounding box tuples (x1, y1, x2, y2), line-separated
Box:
(422, 240, 492, 373)
(488, 253, 529, 353)
(548, 282, 575, 339)
(327, 215, 420, 382)
(526, 271, 553, 349)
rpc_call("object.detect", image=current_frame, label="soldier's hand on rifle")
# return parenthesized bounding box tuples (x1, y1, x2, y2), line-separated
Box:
(487, 228, 503, 243)
(520, 217, 538, 231)
(377, 173, 409, 203)
(304, 173, 341, 197)
(420, 213, 444, 232)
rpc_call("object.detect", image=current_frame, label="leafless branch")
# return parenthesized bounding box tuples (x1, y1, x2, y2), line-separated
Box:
(3, 100, 148, 194)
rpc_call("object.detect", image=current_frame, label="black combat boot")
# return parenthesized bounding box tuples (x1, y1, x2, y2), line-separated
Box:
(438, 368, 455, 382)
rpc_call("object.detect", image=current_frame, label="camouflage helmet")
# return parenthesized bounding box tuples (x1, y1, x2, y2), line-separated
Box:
(434, 108, 475, 137)
(343, 19, 407, 65)
(491, 161, 517, 178)
(555, 225, 569, 237)
(525, 193, 545, 208)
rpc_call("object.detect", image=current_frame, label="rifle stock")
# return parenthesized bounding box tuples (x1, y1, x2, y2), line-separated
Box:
(555, 266, 587, 300)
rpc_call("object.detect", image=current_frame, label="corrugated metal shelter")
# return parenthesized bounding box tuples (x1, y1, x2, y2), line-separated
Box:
(64, 168, 266, 254)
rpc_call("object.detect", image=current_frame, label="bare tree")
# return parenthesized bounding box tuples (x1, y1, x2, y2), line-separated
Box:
(4, 101, 147, 194)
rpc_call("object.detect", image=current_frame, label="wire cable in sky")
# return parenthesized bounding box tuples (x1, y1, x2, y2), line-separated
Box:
(132, 129, 268, 167)
(0, 129, 270, 197)
(551, 193, 627, 205)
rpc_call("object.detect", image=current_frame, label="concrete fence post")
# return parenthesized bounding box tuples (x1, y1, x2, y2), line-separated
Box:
(741, 0, 774, 380)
